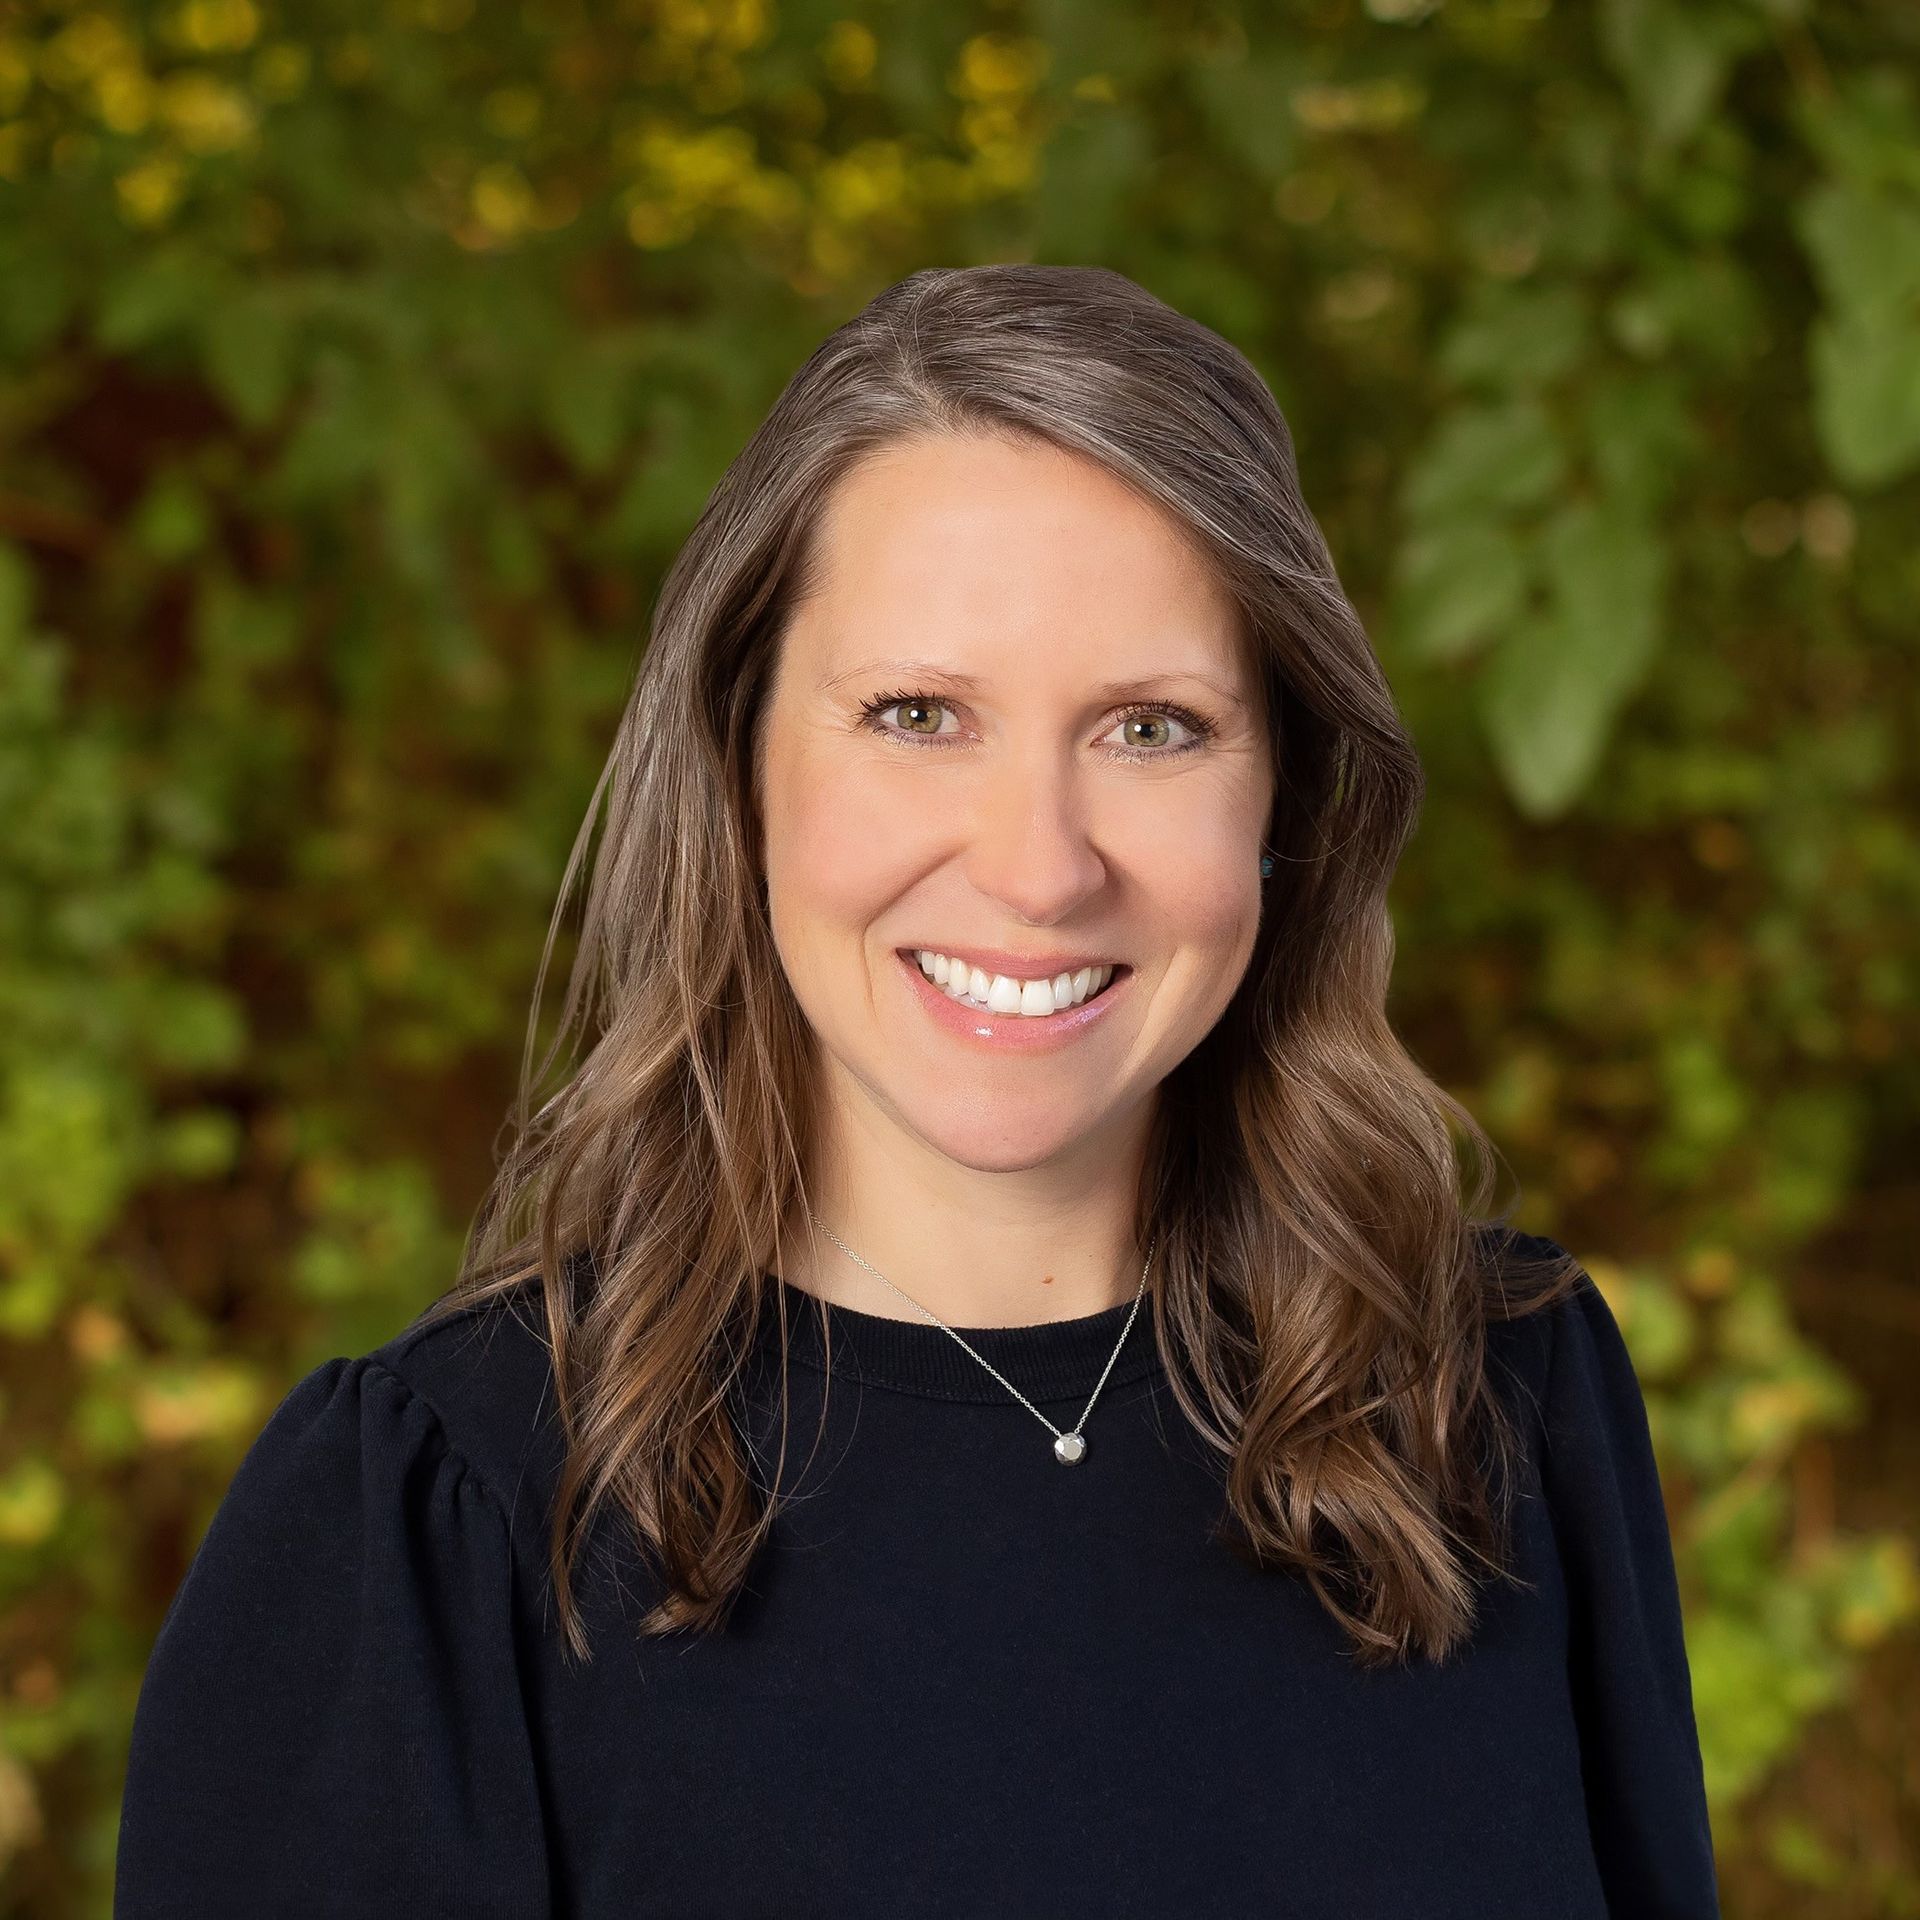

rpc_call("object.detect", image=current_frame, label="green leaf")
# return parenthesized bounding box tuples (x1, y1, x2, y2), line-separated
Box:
(1477, 605, 1614, 817)
(131, 471, 214, 563)
(1791, 65, 1920, 188)
(1767, 1816, 1848, 1891)
(1597, 0, 1762, 147)
(378, 380, 484, 591)
(542, 337, 637, 477)
(1436, 284, 1591, 392)
(0, 1454, 64, 1544)
(1402, 400, 1566, 523)
(1792, 182, 1920, 321)
(1391, 522, 1529, 662)
(1032, 107, 1153, 256)
(1807, 307, 1920, 488)
(1616, 1275, 1697, 1378)
(1474, 499, 1668, 816)
(194, 574, 302, 669)
(1028, 0, 1161, 87)
(201, 294, 298, 430)
(269, 350, 387, 502)
(142, 982, 248, 1074)
(0, 229, 78, 357)
(485, 498, 548, 594)
(1584, 369, 1697, 517)
(1541, 496, 1668, 690)
(604, 385, 748, 553)
(153, 1107, 245, 1179)
(0, 540, 32, 640)
(1187, 51, 1298, 179)
(96, 249, 216, 354)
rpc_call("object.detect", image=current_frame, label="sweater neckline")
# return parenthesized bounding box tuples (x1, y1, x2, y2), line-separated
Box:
(752, 1273, 1165, 1404)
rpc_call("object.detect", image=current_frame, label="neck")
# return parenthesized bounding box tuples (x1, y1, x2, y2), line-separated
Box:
(779, 1068, 1157, 1328)
(777, 1227, 1152, 1329)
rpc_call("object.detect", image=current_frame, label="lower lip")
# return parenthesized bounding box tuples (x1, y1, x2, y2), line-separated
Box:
(893, 951, 1133, 1054)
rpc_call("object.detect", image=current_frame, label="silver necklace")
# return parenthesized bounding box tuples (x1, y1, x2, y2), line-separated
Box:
(804, 1212, 1154, 1466)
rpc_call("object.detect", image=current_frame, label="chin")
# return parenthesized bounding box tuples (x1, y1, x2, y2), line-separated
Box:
(886, 1094, 1111, 1173)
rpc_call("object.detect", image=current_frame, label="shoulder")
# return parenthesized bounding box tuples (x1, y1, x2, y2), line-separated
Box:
(120, 1294, 561, 1912)
(137, 1286, 565, 1680)
(1470, 1227, 1679, 1535)
(1471, 1226, 1637, 1446)
(206, 1282, 563, 1574)
(356, 1280, 564, 1534)
(1472, 1222, 1584, 1361)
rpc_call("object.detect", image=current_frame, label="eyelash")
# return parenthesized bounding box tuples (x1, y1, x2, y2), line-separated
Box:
(855, 689, 1219, 762)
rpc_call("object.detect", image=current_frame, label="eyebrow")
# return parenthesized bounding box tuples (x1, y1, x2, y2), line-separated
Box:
(824, 659, 1245, 704)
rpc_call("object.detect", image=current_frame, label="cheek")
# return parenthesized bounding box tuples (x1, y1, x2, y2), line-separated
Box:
(1124, 809, 1266, 1003)
(1125, 794, 1260, 911)
(1173, 852, 1262, 971)
(764, 749, 933, 944)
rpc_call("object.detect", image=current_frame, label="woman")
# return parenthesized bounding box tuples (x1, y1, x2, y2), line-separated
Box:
(115, 264, 1719, 1917)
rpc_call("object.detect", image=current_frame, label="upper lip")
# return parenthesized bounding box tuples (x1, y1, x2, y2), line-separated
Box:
(899, 945, 1129, 979)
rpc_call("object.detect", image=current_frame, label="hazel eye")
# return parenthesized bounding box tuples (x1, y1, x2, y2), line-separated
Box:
(1115, 713, 1177, 751)
(856, 688, 1217, 760)
(1103, 703, 1215, 759)
(857, 689, 963, 742)
(893, 697, 946, 736)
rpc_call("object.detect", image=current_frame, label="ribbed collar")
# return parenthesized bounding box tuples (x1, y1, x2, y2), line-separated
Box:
(752, 1273, 1164, 1405)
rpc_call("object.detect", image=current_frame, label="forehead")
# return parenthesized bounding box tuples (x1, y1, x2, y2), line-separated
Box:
(787, 433, 1249, 692)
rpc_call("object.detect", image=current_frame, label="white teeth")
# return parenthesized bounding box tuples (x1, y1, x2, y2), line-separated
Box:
(912, 950, 1116, 1016)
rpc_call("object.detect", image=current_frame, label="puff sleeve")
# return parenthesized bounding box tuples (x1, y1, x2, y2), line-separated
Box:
(1541, 1261, 1720, 1918)
(114, 1355, 553, 1918)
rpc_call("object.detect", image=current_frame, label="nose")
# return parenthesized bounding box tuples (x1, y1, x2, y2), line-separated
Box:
(961, 753, 1108, 925)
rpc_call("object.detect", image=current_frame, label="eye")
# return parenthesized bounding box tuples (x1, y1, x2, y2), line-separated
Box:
(1104, 705, 1214, 759)
(854, 689, 1218, 760)
(1098, 702, 1213, 760)
(860, 690, 959, 741)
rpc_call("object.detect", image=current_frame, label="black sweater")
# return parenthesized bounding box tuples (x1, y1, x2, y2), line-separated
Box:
(114, 1232, 1720, 1918)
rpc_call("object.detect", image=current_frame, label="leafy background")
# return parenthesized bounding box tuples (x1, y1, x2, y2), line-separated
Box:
(1, 0, 1916, 1912)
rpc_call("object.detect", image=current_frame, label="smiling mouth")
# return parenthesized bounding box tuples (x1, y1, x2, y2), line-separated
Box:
(899, 949, 1130, 1018)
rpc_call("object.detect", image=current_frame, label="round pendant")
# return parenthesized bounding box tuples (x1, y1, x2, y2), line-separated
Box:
(1054, 1431, 1086, 1465)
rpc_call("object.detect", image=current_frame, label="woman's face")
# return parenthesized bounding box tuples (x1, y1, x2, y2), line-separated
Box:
(758, 431, 1274, 1174)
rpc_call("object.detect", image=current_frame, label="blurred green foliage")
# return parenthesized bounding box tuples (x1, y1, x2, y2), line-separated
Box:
(0, 0, 1916, 1912)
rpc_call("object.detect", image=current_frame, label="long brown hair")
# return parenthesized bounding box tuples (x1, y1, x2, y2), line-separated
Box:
(414, 263, 1581, 1671)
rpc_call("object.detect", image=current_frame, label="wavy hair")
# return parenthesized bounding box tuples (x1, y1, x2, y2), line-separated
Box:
(414, 263, 1581, 1671)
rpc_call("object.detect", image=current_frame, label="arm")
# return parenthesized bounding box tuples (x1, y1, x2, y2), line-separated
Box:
(1540, 1257, 1720, 1918)
(114, 1355, 553, 1918)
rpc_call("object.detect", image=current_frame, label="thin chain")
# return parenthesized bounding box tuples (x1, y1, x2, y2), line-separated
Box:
(805, 1212, 1154, 1443)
